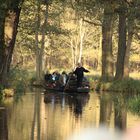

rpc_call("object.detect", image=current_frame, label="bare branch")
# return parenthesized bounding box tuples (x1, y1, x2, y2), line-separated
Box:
(83, 19, 102, 26)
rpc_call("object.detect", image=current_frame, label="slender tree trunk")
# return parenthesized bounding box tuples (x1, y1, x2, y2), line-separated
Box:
(0, 6, 21, 86)
(115, 7, 127, 80)
(78, 18, 85, 63)
(102, 5, 114, 81)
(124, 19, 134, 78)
(70, 40, 75, 69)
(41, 2, 49, 73)
(35, 0, 41, 82)
(0, 8, 6, 73)
(0, 1, 6, 74)
(75, 39, 78, 67)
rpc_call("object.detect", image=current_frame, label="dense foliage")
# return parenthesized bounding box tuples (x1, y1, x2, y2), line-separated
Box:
(0, 0, 140, 92)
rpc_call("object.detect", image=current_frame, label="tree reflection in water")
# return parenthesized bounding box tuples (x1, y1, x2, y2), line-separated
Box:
(44, 92, 90, 119)
(0, 107, 8, 140)
(113, 93, 127, 130)
(31, 89, 41, 140)
(2, 90, 140, 140)
(99, 92, 127, 130)
(99, 92, 113, 127)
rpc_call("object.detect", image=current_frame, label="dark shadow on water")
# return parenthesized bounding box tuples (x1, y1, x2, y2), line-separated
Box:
(44, 91, 90, 119)
(98, 91, 136, 131)
(68, 93, 90, 118)
(31, 88, 41, 140)
(0, 107, 8, 140)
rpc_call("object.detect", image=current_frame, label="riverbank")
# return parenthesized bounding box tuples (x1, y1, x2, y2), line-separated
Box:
(97, 78, 140, 93)
(88, 75, 140, 94)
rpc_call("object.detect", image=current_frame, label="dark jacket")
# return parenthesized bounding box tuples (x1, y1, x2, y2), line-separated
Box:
(73, 67, 89, 78)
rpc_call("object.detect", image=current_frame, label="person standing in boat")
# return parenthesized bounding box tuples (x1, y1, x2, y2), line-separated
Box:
(73, 63, 89, 88)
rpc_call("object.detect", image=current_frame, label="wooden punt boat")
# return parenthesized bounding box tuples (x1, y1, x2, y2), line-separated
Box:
(44, 75, 90, 93)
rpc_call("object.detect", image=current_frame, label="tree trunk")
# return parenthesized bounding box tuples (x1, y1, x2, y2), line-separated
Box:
(35, 0, 49, 83)
(74, 39, 78, 68)
(78, 18, 85, 63)
(0, 5, 8, 85)
(70, 40, 75, 70)
(115, 7, 127, 80)
(124, 19, 134, 78)
(0, 7, 21, 86)
(41, 2, 49, 73)
(35, 0, 41, 82)
(101, 5, 114, 82)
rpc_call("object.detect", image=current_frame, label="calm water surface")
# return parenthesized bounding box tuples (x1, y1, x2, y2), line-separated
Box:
(1, 90, 140, 140)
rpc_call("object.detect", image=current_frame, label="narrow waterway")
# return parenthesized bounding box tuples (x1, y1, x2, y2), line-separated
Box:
(0, 89, 140, 140)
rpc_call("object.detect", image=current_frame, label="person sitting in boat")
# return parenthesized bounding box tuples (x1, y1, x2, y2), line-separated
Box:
(52, 71, 60, 81)
(73, 62, 89, 88)
(55, 71, 61, 81)
(44, 71, 52, 82)
(51, 71, 61, 87)
(59, 71, 68, 87)
(52, 72, 57, 81)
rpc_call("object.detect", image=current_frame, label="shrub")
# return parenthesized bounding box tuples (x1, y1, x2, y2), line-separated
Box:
(109, 78, 140, 94)
(128, 96, 140, 116)
(8, 68, 31, 93)
(2, 88, 14, 97)
(95, 78, 140, 94)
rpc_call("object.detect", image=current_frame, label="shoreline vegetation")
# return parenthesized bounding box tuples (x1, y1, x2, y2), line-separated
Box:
(1, 69, 140, 97)
(87, 71, 140, 94)
(1, 69, 140, 116)
(94, 78, 140, 94)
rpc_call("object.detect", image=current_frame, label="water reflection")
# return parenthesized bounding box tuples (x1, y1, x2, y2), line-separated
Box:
(44, 92, 90, 119)
(99, 93, 113, 127)
(31, 89, 41, 140)
(99, 92, 127, 130)
(113, 94, 127, 130)
(0, 107, 8, 140)
(1, 90, 140, 140)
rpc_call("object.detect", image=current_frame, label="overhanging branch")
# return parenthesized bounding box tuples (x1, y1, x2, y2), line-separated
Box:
(83, 19, 102, 26)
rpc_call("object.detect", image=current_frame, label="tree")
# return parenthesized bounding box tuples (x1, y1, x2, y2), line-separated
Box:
(115, 7, 127, 80)
(101, 3, 115, 81)
(124, 0, 139, 77)
(0, 0, 24, 86)
(35, 0, 49, 82)
(115, 1, 134, 80)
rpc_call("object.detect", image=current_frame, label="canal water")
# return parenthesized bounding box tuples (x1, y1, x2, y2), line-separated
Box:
(1, 90, 140, 140)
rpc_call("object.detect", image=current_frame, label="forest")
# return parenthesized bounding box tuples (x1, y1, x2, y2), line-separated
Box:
(1, 1, 140, 139)
(0, 0, 140, 95)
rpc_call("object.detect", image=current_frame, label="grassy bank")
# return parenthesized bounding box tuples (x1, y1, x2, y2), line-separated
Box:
(86, 72, 140, 94)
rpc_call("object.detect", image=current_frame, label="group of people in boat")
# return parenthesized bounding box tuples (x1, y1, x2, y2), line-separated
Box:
(44, 70, 68, 89)
(44, 63, 90, 90)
